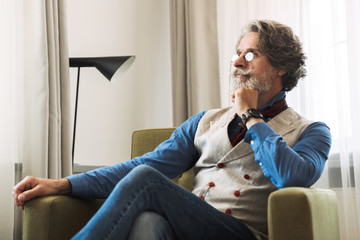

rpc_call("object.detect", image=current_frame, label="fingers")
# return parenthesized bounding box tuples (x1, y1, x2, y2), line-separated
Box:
(13, 188, 40, 210)
(12, 176, 41, 210)
(12, 177, 27, 209)
(232, 88, 258, 108)
(12, 186, 27, 210)
(12, 176, 72, 210)
(232, 88, 259, 118)
(17, 186, 42, 206)
(12, 187, 24, 210)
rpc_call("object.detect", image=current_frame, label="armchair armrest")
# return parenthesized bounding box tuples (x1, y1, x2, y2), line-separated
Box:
(268, 187, 340, 240)
(23, 195, 104, 240)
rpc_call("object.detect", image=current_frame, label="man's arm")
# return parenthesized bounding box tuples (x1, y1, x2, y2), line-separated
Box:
(67, 111, 206, 199)
(244, 121, 331, 188)
(12, 176, 72, 210)
(12, 112, 205, 207)
(232, 87, 331, 188)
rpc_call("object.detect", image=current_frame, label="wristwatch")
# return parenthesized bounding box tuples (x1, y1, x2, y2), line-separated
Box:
(241, 108, 263, 124)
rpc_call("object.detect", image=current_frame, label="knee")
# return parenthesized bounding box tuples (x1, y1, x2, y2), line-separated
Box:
(118, 165, 161, 187)
(132, 164, 155, 173)
(128, 212, 175, 240)
(129, 165, 161, 180)
(113, 165, 167, 196)
(134, 211, 166, 227)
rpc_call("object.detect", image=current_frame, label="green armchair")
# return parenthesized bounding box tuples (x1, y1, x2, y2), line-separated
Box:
(23, 128, 340, 240)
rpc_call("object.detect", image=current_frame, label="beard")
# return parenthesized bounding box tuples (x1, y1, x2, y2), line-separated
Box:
(231, 68, 273, 94)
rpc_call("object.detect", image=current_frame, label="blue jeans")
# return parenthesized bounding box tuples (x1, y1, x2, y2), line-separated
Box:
(72, 165, 257, 240)
(127, 211, 175, 240)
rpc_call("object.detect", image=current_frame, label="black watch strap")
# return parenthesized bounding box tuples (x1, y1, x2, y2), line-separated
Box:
(241, 108, 263, 124)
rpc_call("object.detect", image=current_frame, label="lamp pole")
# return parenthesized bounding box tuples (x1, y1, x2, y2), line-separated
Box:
(72, 66, 81, 164)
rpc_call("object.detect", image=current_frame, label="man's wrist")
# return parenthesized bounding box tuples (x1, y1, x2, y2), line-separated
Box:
(245, 117, 264, 129)
(241, 108, 263, 125)
(56, 178, 72, 195)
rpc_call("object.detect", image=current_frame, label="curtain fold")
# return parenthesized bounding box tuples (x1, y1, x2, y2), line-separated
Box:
(169, 0, 220, 126)
(21, 0, 71, 179)
(45, 0, 72, 178)
(217, 0, 360, 239)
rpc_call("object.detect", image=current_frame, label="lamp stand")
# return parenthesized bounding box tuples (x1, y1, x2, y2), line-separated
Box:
(72, 67, 81, 164)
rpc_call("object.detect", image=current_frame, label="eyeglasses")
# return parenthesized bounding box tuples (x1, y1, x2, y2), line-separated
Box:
(231, 51, 256, 63)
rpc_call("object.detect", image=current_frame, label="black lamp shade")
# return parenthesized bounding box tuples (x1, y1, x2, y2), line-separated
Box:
(69, 56, 135, 81)
(69, 55, 135, 163)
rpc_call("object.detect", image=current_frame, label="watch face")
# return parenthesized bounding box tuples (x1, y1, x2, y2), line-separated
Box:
(241, 108, 263, 124)
(248, 109, 263, 118)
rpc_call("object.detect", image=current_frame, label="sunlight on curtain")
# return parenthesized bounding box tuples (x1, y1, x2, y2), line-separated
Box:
(217, 0, 360, 238)
(302, 1, 360, 239)
(0, 1, 70, 238)
(0, 0, 17, 239)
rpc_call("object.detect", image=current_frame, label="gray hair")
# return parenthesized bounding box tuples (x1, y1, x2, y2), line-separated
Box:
(238, 19, 306, 91)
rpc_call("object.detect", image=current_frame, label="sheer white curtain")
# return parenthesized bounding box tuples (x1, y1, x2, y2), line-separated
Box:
(300, 1, 360, 239)
(0, 0, 71, 239)
(0, 0, 17, 238)
(217, 0, 360, 239)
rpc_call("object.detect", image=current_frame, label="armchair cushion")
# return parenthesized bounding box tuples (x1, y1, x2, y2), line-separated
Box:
(23, 196, 104, 240)
(268, 187, 340, 240)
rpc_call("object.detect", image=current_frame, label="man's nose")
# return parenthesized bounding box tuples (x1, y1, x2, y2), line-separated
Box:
(232, 54, 247, 69)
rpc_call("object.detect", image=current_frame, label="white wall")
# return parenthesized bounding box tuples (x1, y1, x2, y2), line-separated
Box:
(67, 0, 172, 166)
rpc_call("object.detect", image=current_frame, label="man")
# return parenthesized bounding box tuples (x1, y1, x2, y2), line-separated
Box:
(13, 20, 331, 240)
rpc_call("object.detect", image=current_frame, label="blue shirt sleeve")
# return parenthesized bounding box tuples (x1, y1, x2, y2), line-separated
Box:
(67, 111, 206, 199)
(244, 121, 331, 189)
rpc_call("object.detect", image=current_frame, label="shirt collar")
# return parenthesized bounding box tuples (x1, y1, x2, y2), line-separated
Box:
(260, 90, 286, 111)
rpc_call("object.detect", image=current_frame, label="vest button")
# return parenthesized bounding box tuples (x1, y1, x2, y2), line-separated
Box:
(244, 174, 250, 180)
(225, 209, 232, 214)
(234, 190, 240, 197)
(208, 182, 215, 187)
(217, 163, 224, 168)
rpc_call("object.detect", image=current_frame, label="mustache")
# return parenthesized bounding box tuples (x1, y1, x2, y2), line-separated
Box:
(231, 68, 252, 78)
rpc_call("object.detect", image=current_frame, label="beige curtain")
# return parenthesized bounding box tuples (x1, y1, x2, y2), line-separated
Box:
(21, 0, 72, 179)
(169, 0, 221, 126)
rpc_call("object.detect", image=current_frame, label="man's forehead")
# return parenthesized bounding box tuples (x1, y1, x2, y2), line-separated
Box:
(237, 32, 259, 52)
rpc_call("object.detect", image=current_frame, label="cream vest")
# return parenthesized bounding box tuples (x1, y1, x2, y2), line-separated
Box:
(192, 107, 312, 239)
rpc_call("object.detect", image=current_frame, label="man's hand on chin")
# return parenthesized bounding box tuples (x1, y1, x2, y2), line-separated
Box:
(231, 88, 259, 115)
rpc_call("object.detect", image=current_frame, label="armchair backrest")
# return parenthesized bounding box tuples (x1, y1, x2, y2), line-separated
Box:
(131, 127, 194, 191)
(131, 128, 176, 158)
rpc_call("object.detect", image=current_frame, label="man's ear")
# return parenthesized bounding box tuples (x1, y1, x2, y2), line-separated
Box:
(277, 71, 287, 77)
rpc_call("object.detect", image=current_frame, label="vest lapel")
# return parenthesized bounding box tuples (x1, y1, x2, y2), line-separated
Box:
(208, 107, 254, 164)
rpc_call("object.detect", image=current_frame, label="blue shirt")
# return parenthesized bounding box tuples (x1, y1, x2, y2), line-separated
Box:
(67, 92, 331, 199)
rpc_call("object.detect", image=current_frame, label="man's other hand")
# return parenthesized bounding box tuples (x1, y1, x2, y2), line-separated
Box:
(12, 176, 71, 210)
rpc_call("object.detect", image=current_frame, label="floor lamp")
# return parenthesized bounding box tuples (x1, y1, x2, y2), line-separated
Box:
(69, 56, 135, 164)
